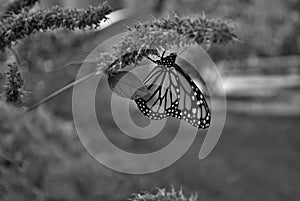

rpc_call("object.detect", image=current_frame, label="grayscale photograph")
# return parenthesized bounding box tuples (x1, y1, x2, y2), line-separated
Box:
(0, 0, 299, 201)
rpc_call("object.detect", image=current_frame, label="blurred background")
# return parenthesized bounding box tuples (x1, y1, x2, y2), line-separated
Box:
(0, 0, 300, 201)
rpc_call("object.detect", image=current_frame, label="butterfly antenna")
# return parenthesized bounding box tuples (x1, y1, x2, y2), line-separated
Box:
(46, 50, 96, 74)
(149, 14, 157, 20)
(131, 19, 143, 25)
(27, 72, 97, 112)
(177, 46, 188, 56)
(46, 63, 77, 74)
(176, 44, 180, 54)
(123, 23, 133, 30)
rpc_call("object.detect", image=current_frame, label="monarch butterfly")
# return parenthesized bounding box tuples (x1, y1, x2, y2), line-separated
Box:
(135, 51, 211, 129)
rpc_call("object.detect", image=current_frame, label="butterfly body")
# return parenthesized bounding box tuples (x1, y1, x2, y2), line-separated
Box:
(135, 52, 211, 129)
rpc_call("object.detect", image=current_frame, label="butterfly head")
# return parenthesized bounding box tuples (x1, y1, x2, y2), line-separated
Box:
(156, 53, 177, 67)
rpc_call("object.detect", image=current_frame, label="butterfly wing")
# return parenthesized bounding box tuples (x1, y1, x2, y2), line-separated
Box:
(134, 65, 181, 120)
(172, 63, 211, 129)
(135, 58, 211, 129)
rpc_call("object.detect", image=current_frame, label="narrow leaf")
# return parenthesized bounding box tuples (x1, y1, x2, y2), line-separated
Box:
(108, 71, 150, 100)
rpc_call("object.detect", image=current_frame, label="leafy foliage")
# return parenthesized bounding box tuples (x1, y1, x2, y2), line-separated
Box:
(133, 14, 237, 46)
(3, 62, 26, 107)
(0, 101, 71, 200)
(0, 101, 116, 201)
(0, 1, 112, 108)
(168, 0, 300, 58)
(97, 14, 237, 74)
(0, 2, 112, 51)
(1, 0, 40, 18)
(129, 187, 198, 201)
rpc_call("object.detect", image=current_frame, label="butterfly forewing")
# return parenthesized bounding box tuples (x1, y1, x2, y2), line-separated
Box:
(135, 65, 180, 120)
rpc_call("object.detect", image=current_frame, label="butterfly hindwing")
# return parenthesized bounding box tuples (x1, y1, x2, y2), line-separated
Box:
(173, 63, 211, 129)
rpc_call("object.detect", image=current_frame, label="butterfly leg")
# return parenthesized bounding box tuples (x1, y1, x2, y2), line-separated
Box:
(161, 50, 166, 58)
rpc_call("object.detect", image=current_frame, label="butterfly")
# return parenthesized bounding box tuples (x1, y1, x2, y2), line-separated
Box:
(134, 51, 211, 129)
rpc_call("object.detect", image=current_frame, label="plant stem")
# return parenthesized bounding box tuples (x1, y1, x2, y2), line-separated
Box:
(9, 48, 22, 65)
(27, 71, 97, 112)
